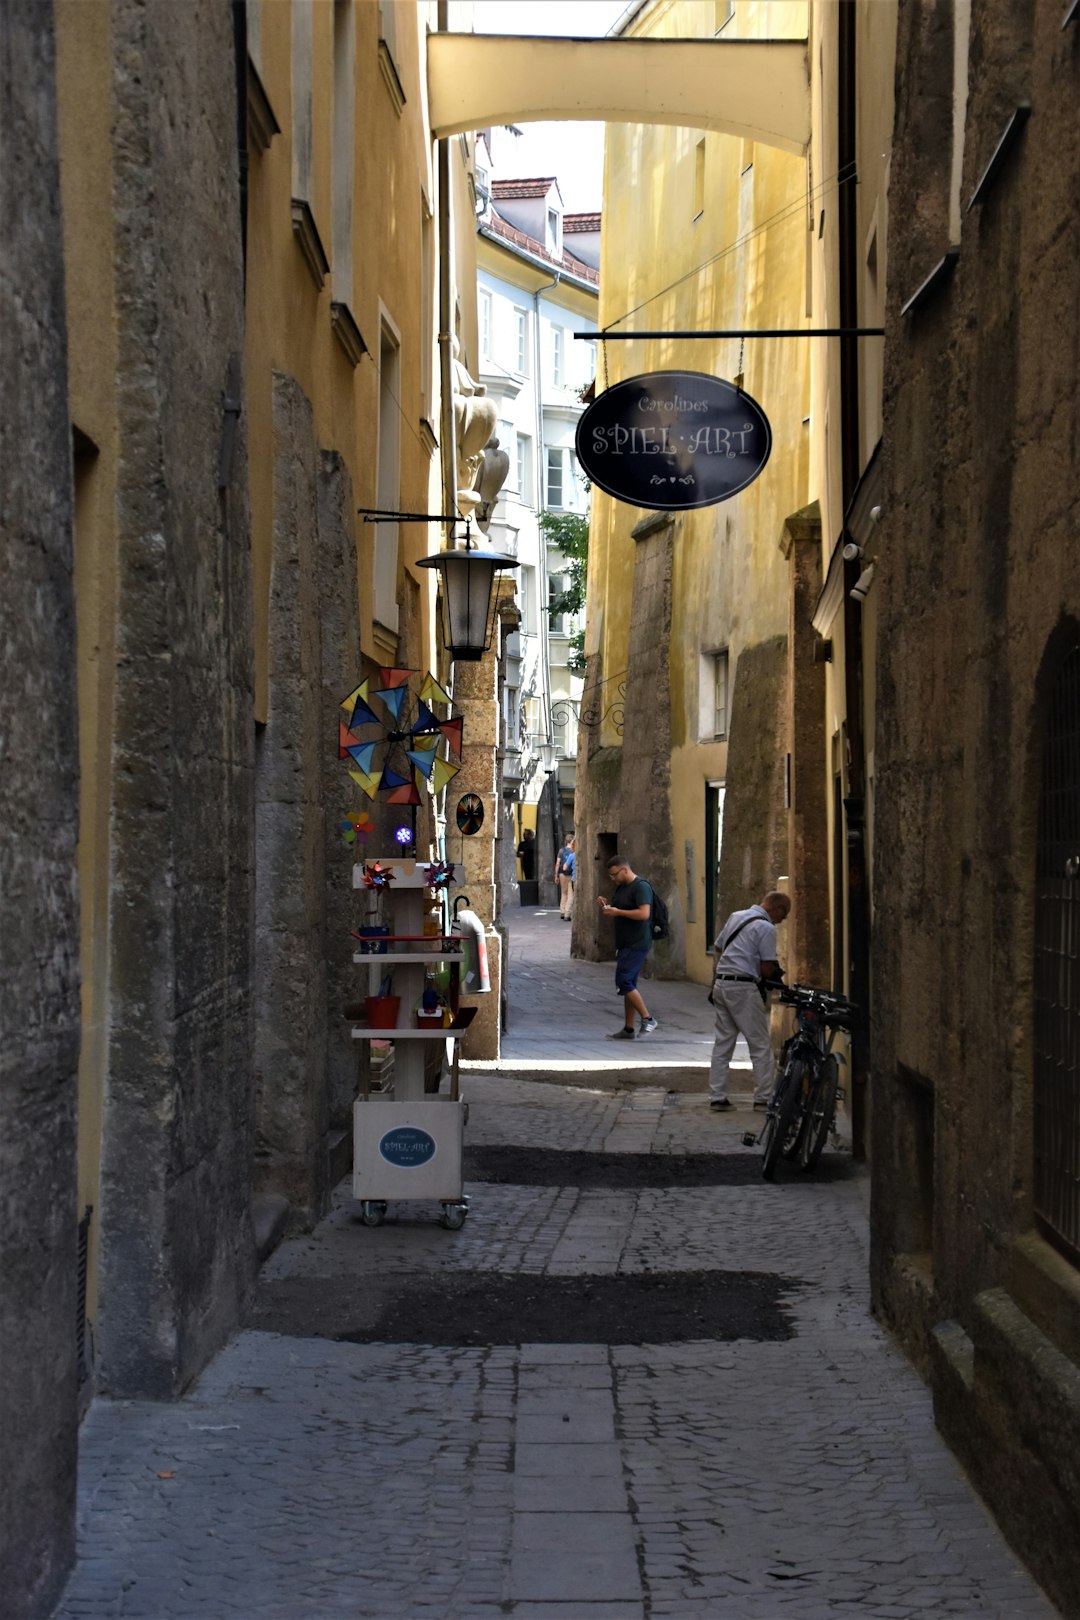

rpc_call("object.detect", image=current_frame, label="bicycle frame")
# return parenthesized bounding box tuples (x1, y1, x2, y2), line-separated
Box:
(758, 983, 856, 1178)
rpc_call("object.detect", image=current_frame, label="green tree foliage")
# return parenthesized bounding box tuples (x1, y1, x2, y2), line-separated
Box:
(540, 509, 589, 674)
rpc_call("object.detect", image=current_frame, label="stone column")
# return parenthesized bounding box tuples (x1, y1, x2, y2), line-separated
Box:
(450, 580, 516, 1059)
(0, 5, 79, 1612)
(780, 502, 830, 988)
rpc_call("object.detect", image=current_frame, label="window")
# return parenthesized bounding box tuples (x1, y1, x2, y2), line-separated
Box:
(515, 434, 529, 501)
(514, 308, 528, 374)
(713, 649, 729, 737)
(694, 138, 706, 220)
(479, 288, 492, 359)
(546, 448, 566, 508)
(378, 0, 398, 62)
(551, 325, 564, 387)
(518, 564, 533, 634)
(375, 321, 401, 633)
(581, 339, 597, 388)
(548, 573, 568, 635)
(292, 0, 314, 200)
(547, 206, 560, 254)
(420, 199, 434, 419)
(331, 0, 355, 302)
(699, 649, 729, 740)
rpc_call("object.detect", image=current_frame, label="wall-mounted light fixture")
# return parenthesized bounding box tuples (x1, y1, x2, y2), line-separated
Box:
(417, 525, 519, 662)
(359, 507, 519, 663)
(540, 742, 558, 773)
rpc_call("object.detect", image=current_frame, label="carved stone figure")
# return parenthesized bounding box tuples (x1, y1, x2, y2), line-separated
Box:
(451, 336, 497, 518)
(473, 435, 510, 533)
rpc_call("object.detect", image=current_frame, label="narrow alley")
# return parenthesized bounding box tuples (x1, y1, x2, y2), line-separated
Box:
(55, 910, 1055, 1620)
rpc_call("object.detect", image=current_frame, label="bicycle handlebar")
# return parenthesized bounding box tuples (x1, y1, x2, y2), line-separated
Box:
(776, 981, 859, 1024)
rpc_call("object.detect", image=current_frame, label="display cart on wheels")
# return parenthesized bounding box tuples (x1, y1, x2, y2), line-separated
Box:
(350, 857, 474, 1229)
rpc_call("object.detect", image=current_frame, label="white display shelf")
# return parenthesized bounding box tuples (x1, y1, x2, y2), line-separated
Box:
(353, 951, 461, 965)
(352, 859, 464, 890)
(351, 1026, 466, 1040)
(351, 1006, 475, 1042)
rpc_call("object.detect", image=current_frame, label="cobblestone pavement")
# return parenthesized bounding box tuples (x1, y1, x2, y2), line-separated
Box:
(56, 912, 1057, 1619)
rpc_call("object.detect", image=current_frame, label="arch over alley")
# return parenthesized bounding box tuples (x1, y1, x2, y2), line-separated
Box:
(428, 33, 810, 155)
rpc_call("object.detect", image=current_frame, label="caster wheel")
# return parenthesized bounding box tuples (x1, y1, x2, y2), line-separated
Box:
(361, 1201, 386, 1227)
(441, 1203, 467, 1231)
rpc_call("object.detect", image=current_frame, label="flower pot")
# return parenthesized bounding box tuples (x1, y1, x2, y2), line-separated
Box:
(365, 994, 401, 1030)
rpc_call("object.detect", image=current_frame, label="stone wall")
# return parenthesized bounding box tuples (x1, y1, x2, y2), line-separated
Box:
(92, 0, 256, 1400)
(873, 4, 1080, 1610)
(317, 452, 363, 1135)
(716, 637, 789, 924)
(0, 6, 80, 1613)
(253, 375, 331, 1224)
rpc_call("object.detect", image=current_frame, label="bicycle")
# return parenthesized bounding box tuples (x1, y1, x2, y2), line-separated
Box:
(758, 982, 857, 1180)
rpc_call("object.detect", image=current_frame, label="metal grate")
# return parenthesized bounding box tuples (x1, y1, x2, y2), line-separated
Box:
(76, 1204, 93, 1385)
(1034, 646, 1080, 1263)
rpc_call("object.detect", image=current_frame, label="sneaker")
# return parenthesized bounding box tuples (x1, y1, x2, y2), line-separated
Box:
(608, 1026, 637, 1040)
(752, 1101, 769, 1112)
(638, 1015, 658, 1034)
(710, 1098, 734, 1111)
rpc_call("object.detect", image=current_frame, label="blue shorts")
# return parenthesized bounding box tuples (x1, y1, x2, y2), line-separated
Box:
(615, 947, 649, 995)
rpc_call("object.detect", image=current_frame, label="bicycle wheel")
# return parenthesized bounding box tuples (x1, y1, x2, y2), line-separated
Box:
(762, 1061, 803, 1181)
(783, 1058, 815, 1160)
(799, 1055, 838, 1170)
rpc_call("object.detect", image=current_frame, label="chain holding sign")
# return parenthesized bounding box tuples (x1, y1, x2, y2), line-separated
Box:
(575, 369, 772, 512)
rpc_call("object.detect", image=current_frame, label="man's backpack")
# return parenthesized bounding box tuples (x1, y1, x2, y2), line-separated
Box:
(649, 888, 670, 941)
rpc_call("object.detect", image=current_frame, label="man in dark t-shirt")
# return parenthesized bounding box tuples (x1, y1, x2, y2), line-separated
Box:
(597, 852, 658, 1040)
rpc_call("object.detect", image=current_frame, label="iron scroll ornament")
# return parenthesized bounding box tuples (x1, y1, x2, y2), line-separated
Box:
(574, 370, 772, 512)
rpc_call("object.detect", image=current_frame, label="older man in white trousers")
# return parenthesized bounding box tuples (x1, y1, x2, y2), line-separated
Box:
(708, 891, 791, 1111)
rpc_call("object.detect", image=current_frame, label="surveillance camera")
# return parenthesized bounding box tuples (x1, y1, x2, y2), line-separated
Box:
(842, 541, 862, 562)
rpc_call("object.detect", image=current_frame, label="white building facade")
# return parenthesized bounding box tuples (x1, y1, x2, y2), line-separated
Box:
(474, 163, 598, 896)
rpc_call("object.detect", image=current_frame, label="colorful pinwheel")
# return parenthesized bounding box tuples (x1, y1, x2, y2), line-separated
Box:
(338, 669, 463, 808)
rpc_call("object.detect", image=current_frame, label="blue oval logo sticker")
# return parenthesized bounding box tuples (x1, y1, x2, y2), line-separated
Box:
(575, 370, 772, 511)
(379, 1127, 437, 1168)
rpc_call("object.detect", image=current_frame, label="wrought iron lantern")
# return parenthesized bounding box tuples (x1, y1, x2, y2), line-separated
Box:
(416, 528, 519, 662)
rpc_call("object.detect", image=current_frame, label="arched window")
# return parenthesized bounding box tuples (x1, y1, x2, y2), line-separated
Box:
(1034, 642, 1080, 1262)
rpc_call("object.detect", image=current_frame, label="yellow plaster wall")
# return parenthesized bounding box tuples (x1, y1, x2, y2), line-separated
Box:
(807, 1, 896, 998)
(590, 0, 810, 981)
(246, 0, 461, 712)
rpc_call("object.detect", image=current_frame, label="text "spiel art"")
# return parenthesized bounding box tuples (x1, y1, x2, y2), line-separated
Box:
(575, 370, 772, 512)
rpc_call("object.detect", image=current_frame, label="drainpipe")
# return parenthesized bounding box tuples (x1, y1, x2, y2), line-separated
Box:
(837, 0, 870, 1159)
(534, 271, 563, 868)
(435, 0, 457, 872)
(436, 1, 457, 534)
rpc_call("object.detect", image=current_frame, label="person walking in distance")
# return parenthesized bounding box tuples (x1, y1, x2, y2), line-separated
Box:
(555, 834, 576, 920)
(598, 852, 658, 1039)
(516, 826, 536, 882)
(708, 891, 791, 1110)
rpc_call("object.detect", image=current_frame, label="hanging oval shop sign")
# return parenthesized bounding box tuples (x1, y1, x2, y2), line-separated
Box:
(575, 370, 772, 512)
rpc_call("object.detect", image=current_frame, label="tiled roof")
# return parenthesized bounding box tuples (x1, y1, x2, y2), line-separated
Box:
(491, 177, 558, 199)
(485, 209, 600, 287)
(564, 212, 602, 233)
